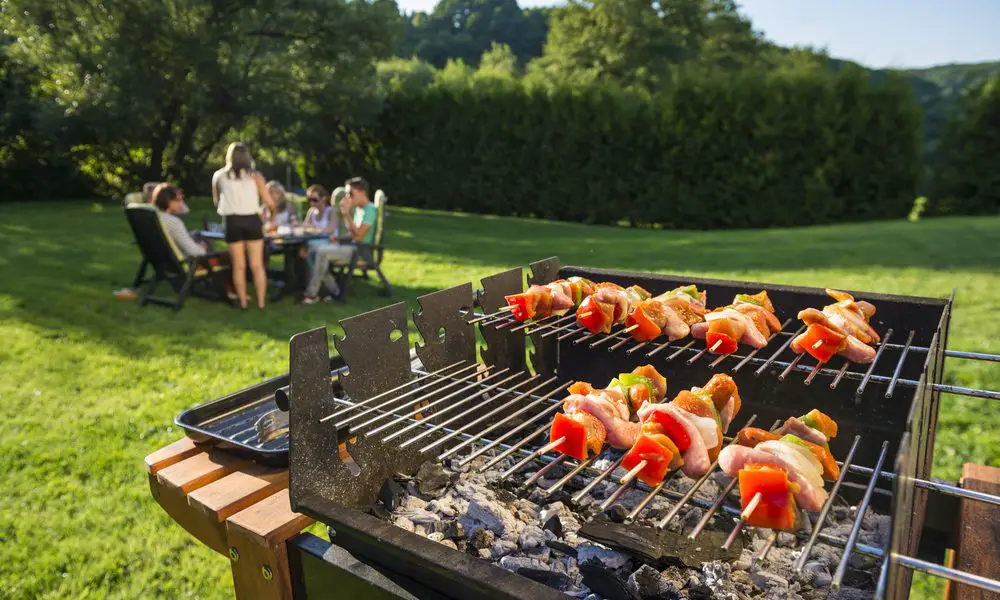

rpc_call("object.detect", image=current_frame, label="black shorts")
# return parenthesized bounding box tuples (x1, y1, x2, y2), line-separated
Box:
(224, 214, 264, 243)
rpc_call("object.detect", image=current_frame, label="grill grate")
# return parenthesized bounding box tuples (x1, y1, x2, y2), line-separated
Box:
(285, 260, 1000, 600)
(319, 365, 892, 568)
(472, 309, 1000, 401)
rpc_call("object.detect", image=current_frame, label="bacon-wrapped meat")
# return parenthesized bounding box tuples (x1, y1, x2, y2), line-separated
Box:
(690, 291, 782, 354)
(791, 289, 880, 363)
(504, 277, 596, 321)
(624, 285, 707, 342)
(576, 283, 651, 334)
(623, 374, 743, 483)
(719, 409, 840, 528)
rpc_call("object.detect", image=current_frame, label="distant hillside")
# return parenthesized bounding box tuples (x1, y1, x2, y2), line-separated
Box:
(826, 59, 1000, 169)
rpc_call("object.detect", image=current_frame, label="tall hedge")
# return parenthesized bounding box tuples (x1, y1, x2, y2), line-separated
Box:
(344, 66, 921, 229)
(930, 75, 1000, 216)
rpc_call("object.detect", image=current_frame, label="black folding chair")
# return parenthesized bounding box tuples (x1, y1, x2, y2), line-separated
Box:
(124, 204, 232, 311)
(331, 189, 393, 298)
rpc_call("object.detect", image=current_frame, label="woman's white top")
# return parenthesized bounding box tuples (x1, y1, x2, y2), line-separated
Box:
(213, 168, 260, 216)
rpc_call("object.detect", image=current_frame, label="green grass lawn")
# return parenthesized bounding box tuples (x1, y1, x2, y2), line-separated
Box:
(0, 199, 997, 599)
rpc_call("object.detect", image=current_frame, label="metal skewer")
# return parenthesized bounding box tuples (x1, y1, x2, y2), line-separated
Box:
(420, 377, 559, 458)
(362, 368, 513, 436)
(439, 382, 572, 461)
(856, 329, 894, 398)
(754, 324, 806, 376)
(794, 435, 863, 572)
(378, 371, 525, 441)
(832, 441, 890, 589)
(885, 330, 916, 398)
(404, 376, 552, 450)
(333, 363, 482, 427)
(500, 436, 566, 479)
(321, 360, 467, 422)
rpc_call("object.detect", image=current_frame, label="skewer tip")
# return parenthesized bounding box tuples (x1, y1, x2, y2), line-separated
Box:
(811, 339, 824, 350)
(620, 459, 648, 484)
(710, 339, 723, 352)
(622, 324, 639, 334)
(500, 305, 515, 312)
(741, 491, 764, 521)
(578, 311, 592, 318)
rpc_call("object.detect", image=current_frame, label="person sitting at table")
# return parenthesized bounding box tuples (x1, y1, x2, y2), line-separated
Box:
(302, 184, 336, 233)
(262, 181, 300, 229)
(301, 177, 376, 304)
(153, 183, 235, 299)
(154, 183, 212, 258)
(143, 181, 161, 204)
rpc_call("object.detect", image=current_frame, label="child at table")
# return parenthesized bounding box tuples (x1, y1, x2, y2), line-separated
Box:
(262, 181, 300, 230)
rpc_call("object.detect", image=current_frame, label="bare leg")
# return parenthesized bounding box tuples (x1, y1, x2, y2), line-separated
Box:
(229, 241, 248, 308)
(246, 239, 268, 309)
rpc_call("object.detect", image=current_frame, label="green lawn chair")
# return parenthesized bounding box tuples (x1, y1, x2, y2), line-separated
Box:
(331, 189, 393, 298)
(124, 204, 232, 310)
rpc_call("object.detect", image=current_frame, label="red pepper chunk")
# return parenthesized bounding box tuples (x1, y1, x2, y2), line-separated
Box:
(645, 409, 692, 452)
(625, 303, 662, 341)
(550, 412, 605, 460)
(504, 292, 537, 321)
(706, 332, 738, 354)
(738, 465, 798, 530)
(622, 434, 675, 487)
(799, 323, 847, 363)
(577, 296, 614, 333)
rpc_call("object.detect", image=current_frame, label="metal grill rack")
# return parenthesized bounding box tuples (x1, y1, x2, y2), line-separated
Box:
(285, 258, 1000, 600)
(472, 305, 1000, 402)
(306, 359, 999, 595)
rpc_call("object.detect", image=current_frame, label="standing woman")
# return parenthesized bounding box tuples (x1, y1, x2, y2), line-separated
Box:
(212, 142, 274, 310)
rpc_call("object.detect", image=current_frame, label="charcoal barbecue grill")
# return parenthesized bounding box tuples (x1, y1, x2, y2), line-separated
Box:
(247, 257, 998, 599)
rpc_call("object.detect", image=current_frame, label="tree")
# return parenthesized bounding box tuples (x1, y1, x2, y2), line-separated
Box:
(1, 0, 401, 194)
(529, 0, 762, 89)
(398, 0, 549, 67)
(931, 75, 1000, 215)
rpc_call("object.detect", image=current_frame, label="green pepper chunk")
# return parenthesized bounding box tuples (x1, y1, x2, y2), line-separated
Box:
(618, 374, 654, 403)
(734, 293, 763, 306)
(779, 434, 811, 449)
(672, 285, 700, 300)
(691, 388, 722, 428)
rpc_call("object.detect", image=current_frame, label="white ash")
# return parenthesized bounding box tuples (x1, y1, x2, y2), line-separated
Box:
(376, 456, 881, 599)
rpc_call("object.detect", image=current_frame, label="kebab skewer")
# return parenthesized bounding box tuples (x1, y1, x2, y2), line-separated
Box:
(690, 291, 783, 354)
(623, 285, 708, 342)
(503, 277, 597, 322)
(621, 374, 742, 485)
(575, 283, 652, 334)
(718, 409, 839, 529)
(790, 289, 879, 364)
(549, 365, 668, 460)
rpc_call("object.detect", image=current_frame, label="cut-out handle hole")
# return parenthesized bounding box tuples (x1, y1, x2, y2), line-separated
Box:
(389, 329, 403, 343)
(338, 442, 362, 477)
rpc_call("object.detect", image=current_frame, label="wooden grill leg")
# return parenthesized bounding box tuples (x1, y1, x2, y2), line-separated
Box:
(226, 490, 313, 600)
(950, 463, 1000, 600)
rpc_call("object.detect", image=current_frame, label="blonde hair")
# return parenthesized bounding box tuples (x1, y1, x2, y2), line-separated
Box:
(266, 180, 288, 212)
(224, 142, 255, 179)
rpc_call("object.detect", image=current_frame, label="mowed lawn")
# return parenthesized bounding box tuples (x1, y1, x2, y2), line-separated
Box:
(0, 199, 997, 599)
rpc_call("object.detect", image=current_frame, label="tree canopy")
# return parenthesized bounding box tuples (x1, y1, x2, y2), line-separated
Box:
(1, 0, 400, 193)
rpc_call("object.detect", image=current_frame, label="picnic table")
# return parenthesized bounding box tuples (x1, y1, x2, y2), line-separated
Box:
(198, 229, 329, 301)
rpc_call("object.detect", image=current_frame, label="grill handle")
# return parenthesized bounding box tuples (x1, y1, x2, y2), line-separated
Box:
(275, 385, 290, 411)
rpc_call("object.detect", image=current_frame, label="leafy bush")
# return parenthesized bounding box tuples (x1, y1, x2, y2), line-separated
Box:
(930, 75, 1000, 216)
(343, 66, 922, 228)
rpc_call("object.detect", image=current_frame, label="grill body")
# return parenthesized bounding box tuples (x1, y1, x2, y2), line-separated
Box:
(284, 258, 962, 600)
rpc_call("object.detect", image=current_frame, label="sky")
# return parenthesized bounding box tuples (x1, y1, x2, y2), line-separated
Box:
(395, 0, 1000, 69)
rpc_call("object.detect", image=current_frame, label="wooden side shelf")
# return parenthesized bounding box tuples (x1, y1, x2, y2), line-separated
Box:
(145, 439, 313, 600)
